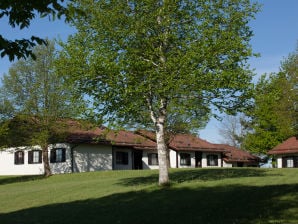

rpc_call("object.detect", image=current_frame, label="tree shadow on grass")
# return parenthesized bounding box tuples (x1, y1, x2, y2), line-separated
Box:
(0, 175, 44, 185)
(117, 168, 278, 186)
(1, 183, 297, 224)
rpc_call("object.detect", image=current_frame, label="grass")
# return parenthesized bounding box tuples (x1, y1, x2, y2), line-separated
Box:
(0, 168, 297, 224)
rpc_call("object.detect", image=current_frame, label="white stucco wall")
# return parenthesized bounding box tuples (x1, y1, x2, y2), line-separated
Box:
(169, 149, 177, 168)
(223, 162, 248, 167)
(223, 161, 233, 167)
(276, 156, 283, 168)
(0, 143, 72, 175)
(73, 144, 112, 172)
(0, 146, 44, 175)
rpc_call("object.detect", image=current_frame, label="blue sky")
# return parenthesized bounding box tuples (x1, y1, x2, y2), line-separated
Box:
(200, 0, 298, 143)
(1, 0, 298, 143)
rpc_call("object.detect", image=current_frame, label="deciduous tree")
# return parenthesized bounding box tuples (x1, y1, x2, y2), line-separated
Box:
(0, 40, 85, 176)
(243, 49, 298, 154)
(218, 114, 248, 148)
(59, 0, 259, 185)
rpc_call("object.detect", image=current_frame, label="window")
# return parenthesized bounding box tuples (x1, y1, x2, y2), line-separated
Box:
(207, 154, 218, 166)
(148, 153, 158, 165)
(180, 153, 191, 166)
(50, 148, 66, 163)
(116, 151, 128, 165)
(28, 150, 42, 164)
(282, 156, 298, 168)
(287, 158, 294, 168)
(14, 151, 24, 165)
(294, 157, 298, 168)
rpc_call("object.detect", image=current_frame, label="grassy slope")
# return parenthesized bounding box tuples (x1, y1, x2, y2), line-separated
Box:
(0, 168, 297, 224)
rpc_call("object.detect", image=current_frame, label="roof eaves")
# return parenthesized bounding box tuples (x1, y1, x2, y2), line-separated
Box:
(268, 149, 298, 155)
(173, 147, 227, 152)
(223, 158, 259, 163)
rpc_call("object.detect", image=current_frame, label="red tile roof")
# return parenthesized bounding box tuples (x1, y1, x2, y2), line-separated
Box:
(67, 125, 259, 160)
(67, 127, 157, 149)
(216, 144, 260, 163)
(268, 137, 298, 155)
(169, 134, 225, 152)
(136, 130, 226, 152)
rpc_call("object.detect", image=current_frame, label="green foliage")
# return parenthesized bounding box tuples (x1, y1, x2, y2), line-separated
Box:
(0, 40, 86, 146)
(59, 0, 258, 128)
(59, 0, 259, 184)
(0, 92, 14, 120)
(243, 50, 298, 153)
(281, 51, 298, 135)
(0, 0, 71, 61)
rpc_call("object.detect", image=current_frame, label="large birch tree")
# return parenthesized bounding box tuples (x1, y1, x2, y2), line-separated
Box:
(59, 0, 259, 185)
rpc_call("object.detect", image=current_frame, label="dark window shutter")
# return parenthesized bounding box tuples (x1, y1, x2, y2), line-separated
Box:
(282, 157, 286, 168)
(155, 154, 159, 165)
(39, 150, 42, 163)
(50, 149, 56, 163)
(61, 148, 66, 162)
(28, 151, 33, 164)
(123, 152, 128, 165)
(14, 152, 18, 164)
(21, 151, 24, 164)
(294, 157, 298, 168)
(148, 154, 152, 165)
(14, 151, 24, 165)
(187, 154, 191, 166)
(214, 155, 218, 166)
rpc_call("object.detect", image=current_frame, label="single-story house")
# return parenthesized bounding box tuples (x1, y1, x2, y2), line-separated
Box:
(0, 127, 158, 175)
(136, 130, 228, 168)
(268, 136, 298, 168)
(164, 134, 227, 168)
(215, 144, 260, 167)
(0, 125, 261, 175)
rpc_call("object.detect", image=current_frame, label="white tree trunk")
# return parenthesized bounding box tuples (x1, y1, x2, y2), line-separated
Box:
(147, 96, 169, 185)
(156, 119, 170, 185)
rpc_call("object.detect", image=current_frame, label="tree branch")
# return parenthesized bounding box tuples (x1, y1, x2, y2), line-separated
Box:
(146, 93, 157, 124)
(140, 57, 159, 67)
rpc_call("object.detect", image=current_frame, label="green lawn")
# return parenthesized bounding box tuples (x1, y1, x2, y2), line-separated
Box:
(0, 168, 297, 224)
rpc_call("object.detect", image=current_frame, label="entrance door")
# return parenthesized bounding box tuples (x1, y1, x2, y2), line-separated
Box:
(237, 162, 244, 167)
(133, 150, 143, 170)
(195, 152, 202, 168)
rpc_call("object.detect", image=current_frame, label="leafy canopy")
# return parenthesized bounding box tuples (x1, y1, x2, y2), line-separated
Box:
(0, 40, 86, 147)
(59, 0, 259, 185)
(0, 0, 70, 61)
(59, 0, 258, 130)
(243, 48, 298, 154)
